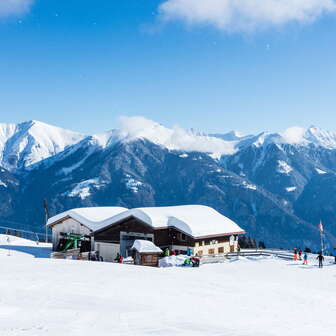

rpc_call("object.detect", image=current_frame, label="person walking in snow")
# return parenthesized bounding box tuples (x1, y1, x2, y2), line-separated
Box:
(298, 249, 302, 260)
(303, 253, 308, 265)
(293, 248, 298, 261)
(316, 253, 324, 268)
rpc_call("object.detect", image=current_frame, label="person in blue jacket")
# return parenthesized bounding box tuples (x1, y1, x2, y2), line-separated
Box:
(303, 253, 308, 265)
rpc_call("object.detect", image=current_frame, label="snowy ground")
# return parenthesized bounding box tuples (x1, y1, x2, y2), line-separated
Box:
(0, 236, 335, 336)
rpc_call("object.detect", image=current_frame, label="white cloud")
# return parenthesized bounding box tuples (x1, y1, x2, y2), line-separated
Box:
(117, 116, 236, 157)
(0, 0, 34, 18)
(159, 0, 336, 32)
(281, 126, 306, 144)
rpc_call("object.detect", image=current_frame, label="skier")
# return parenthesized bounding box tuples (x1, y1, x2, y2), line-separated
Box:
(303, 253, 308, 265)
(164, 248, 170, 257)
(293, 248, 298, 261)
(298, 249, 302, 260)
(316, 252, 324, 268)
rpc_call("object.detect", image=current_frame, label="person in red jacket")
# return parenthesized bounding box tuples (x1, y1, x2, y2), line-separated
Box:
(293, 248, 298, 261)
(298, 249, 302, 260)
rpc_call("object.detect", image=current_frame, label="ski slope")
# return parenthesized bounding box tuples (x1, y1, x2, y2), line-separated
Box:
(0, 238, 335, 336)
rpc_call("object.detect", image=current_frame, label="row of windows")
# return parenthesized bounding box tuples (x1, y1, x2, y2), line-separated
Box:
(195, 236, 237, 247)
(196, 247, 225, 256)
(195, 241, 221, 247)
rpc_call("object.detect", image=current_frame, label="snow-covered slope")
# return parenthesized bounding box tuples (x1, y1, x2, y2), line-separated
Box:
(0, 120, 85, 170)
(0, 252, 334, 336)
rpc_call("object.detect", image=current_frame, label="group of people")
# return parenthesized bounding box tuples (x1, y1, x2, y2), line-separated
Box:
(114, 253, 123, 263)
(163, 247, 200, 267)
(293, 248, 325, 268)
(293, 248, 307, 263)
(163, 248, 193, 257)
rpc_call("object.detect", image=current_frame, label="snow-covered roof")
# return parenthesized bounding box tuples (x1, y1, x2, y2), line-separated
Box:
(95, 205, 245, 239)
(48, 205, 244, 238)
(131, 240, 162, 253)
(46, 207, 129, 231)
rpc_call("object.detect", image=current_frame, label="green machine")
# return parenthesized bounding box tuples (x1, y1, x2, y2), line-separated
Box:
(57, 233, 91, 252)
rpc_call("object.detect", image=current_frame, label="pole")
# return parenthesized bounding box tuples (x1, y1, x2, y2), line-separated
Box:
(319, 221, 324, 255)
(43, 200, 50, 243)
(7, 235, 10, 256)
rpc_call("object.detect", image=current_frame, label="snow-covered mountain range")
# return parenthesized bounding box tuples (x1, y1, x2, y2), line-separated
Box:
(1, 117, 336, 250)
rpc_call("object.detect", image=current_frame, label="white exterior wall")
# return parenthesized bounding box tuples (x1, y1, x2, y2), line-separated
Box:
(51, 218, 91, 251)
(95, 242, 120, 262)
(193, 235, 239, 256)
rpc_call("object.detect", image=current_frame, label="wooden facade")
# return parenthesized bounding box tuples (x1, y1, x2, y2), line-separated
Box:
(134, 252, 161, 267)
(94, 216, 194, 250)
(94, 215, 240, 257)
(95, 217, 154, 243)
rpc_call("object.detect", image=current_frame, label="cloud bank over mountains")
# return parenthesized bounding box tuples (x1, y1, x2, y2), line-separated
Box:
(159, 0, 336, 32)
(118, 116, 237, 157)
(0, 0, 34, 18)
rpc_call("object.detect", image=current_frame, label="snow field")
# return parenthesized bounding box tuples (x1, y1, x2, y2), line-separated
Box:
(0, 250, 335, 336)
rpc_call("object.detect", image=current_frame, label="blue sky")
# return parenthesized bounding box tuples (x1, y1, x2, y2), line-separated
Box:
(0, 0, 335, 135)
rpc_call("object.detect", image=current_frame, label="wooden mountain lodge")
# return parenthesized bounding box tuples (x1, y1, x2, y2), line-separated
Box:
(47, 205, 245, 263)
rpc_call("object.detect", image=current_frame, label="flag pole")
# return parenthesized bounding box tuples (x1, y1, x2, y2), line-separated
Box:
(319, 220, 324, 255)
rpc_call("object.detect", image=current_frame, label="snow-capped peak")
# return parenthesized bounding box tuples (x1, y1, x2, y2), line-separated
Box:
(0, 120, 85, 170)
(304, 126, 336, 149)
(250, 126, 336, 149)
(2, 118, 336, 171)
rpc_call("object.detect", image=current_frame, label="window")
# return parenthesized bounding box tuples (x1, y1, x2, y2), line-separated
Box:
(181, 233, 186, 241)
(218, 247, 224, 253)
(208, 248, 215, 255)
(197, 250, 203, 256)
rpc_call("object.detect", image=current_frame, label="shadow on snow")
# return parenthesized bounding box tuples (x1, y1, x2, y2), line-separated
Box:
(0, 245, 51, 258)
